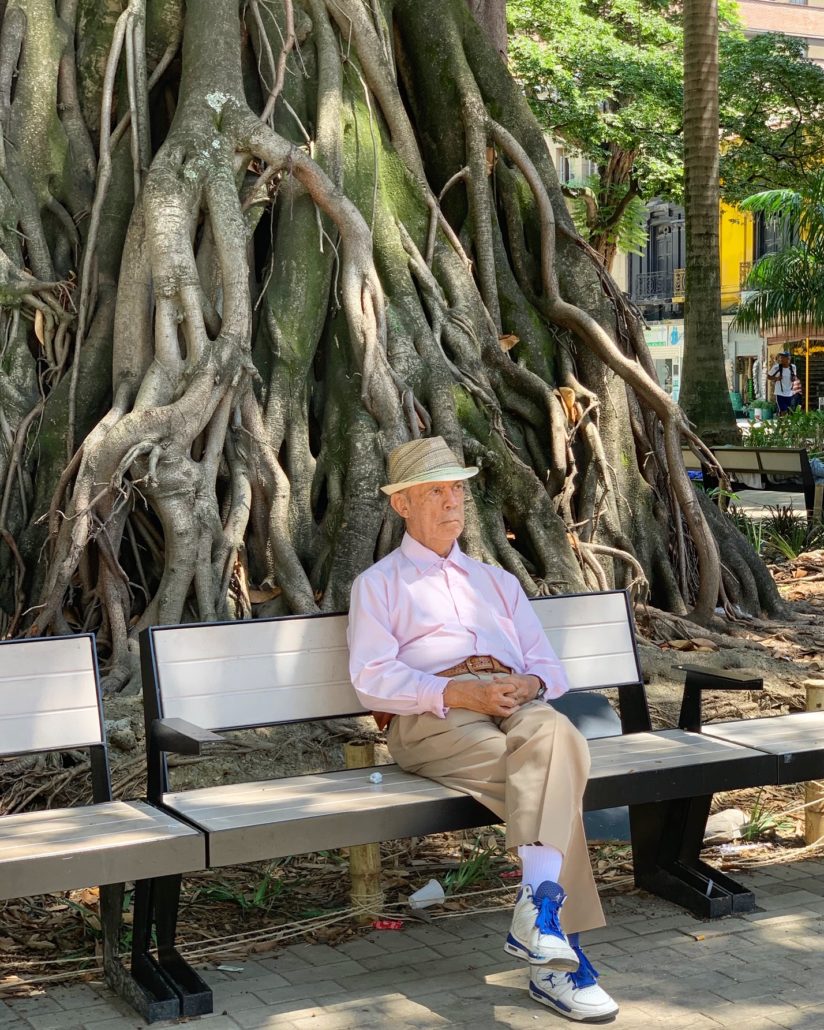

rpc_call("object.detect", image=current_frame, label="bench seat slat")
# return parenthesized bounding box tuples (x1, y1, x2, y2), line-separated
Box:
(164, 768, 491, 866)
(0, 801, 206, 900)
(703, 712, 824, 783)
(160, 730, 774, 867)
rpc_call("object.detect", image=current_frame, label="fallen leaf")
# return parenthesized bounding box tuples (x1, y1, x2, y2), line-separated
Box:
(555, 386, 580, 423)
(668, 639, 694, 651)
(498, 333, 519, 352)
(34, 309, 45, 346)
(248, 585, 282, 603)
(691, 637, 719, 650)
(793, 569, 808, 579)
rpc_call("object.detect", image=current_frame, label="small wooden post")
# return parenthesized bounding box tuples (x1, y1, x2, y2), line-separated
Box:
(805, 680, 824, 845)
(344, 742, 385, 922)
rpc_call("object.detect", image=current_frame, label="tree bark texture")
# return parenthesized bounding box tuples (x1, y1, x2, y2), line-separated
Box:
(465, 0, 507, 59)
(0, 0, 781, 690)
(679, 0, 737, 443)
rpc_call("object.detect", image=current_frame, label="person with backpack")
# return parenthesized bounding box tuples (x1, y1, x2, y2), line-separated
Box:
(767, 351, 798, 415)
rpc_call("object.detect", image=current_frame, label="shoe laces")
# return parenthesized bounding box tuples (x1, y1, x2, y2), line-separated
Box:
(533, 880, 566, 939)
(568, 945, 599, 989)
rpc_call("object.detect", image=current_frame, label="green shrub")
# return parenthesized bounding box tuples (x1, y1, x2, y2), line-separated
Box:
(744, 408, 824, 457)
(762, 504, 824, 560)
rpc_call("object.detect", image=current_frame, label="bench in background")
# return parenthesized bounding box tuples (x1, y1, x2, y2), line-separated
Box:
(0, 635, 206, 1024)
(135, 588, 824, 1020)
(683, 445, 824, 521)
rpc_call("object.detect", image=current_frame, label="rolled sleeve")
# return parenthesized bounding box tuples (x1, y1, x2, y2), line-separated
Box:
(348, 574, 449, 717)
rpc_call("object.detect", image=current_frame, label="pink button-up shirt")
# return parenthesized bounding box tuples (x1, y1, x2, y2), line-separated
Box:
(347, 533, 570, 718)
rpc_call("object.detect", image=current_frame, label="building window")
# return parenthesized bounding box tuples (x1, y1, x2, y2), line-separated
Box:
(556, 148, 571, 184)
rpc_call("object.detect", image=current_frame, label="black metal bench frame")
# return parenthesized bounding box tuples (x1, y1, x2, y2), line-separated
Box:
(125, 588, 824, 1021)
(0, 635, 205, 1025)
(683, 444, 823, 521)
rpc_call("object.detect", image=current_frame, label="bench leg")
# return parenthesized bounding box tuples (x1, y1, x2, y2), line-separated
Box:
(629, 796, 756, 919)
(101, 882, 180, 1023)
(123, 877, 213, 1021)
(155, 874, 213, 1017)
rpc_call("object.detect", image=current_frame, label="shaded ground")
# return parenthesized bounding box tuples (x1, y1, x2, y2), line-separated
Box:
(2, 526, 823, 998)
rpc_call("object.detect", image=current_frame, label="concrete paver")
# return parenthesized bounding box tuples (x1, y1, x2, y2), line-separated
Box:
(3, 860, 824, 1028)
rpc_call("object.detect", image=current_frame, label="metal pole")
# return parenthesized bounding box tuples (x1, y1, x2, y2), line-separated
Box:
(806, 338, 810, 412)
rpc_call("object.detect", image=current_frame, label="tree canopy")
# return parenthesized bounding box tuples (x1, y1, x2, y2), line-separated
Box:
(0, 0, 784, 686)
(508, 0, 824, 263)
(736, 171, 824, 335)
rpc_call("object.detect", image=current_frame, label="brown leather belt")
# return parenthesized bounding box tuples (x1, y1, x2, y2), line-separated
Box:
(372, 655, 512, 732)
(436, 655, 512, 678)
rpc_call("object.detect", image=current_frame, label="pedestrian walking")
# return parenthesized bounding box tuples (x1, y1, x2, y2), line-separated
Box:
(767, 351, 797, 415)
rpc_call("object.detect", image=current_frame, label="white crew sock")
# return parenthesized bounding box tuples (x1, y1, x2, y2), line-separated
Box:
(518, 844, 564, 890)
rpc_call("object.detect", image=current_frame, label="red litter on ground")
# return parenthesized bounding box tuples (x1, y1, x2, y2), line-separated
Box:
(500, 870, 520, 879)
(372, 919, 404, 931)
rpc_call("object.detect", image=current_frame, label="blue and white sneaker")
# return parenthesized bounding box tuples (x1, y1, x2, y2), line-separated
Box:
(529, 945, 618, 1023)
(504, 880, 579, 970)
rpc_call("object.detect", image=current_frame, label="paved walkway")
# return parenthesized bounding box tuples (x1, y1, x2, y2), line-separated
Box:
(3, 859, 824, 1029)
(729, 488, 802, 520)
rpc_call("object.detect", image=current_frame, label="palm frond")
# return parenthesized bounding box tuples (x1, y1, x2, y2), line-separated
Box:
(736, 169, 824, 332)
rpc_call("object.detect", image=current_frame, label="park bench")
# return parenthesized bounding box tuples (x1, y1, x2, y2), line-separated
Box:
(682, 445, 824, 522)
(135, 588, 824, 1020)
(0, 634, 206, 1024)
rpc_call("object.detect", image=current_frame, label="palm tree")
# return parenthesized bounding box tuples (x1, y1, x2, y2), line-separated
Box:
(678, 0, 738, 443)
(736, 171, 824, 335)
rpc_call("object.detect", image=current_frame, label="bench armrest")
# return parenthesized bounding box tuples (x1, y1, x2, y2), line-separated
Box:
(674, 664, 763, 732)
(151, 717, 225, 756)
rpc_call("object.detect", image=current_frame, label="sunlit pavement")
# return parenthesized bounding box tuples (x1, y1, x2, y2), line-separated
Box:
(3, 859, 824, 1028)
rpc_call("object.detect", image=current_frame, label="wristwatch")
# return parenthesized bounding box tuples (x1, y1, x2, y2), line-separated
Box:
(534, 678, 547, 700)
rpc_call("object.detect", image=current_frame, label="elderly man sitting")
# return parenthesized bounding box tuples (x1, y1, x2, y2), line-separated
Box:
(348, 437, 617, 1024)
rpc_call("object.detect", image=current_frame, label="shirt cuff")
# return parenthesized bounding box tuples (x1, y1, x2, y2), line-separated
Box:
(526, 663, 569, 700)
(418, 673, 451, 718)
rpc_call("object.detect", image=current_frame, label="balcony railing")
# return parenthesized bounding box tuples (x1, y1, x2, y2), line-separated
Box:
(633, 272, 672, 301)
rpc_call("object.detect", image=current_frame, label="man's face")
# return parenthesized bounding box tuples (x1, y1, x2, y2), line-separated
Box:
(390, 480, 466, 556)
(780, 355, 790, 366)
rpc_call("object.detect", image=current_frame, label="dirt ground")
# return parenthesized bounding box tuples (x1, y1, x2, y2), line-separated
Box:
(2, 552, 824, 995)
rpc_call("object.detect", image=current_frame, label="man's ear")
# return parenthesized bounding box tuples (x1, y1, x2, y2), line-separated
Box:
(390, 492, 408, 519)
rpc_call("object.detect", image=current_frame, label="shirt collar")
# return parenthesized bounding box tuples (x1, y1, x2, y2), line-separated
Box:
(400, 533, 470, 574)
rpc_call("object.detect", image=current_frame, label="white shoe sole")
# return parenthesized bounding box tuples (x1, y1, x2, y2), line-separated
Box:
(529, 982, 619, 1024)
(504, 934, 579, 971)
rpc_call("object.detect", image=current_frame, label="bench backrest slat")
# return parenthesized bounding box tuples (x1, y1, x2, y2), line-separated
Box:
(148, 590, 640, 732)
(538, 591, 640, 690)
(681, 446, 807, 476)
(0, 635, 103, 756)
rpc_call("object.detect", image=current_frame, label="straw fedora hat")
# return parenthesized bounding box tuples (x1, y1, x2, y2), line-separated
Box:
(380, 437, 478, 496)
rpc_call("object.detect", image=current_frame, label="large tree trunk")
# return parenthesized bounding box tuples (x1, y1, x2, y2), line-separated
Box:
(0, 0, 781, 689)
(465, 0, 507, 58)
(679, 0, 737, 444)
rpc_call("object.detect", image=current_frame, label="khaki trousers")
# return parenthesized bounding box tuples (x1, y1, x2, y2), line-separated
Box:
(386, 675, 605, 934)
